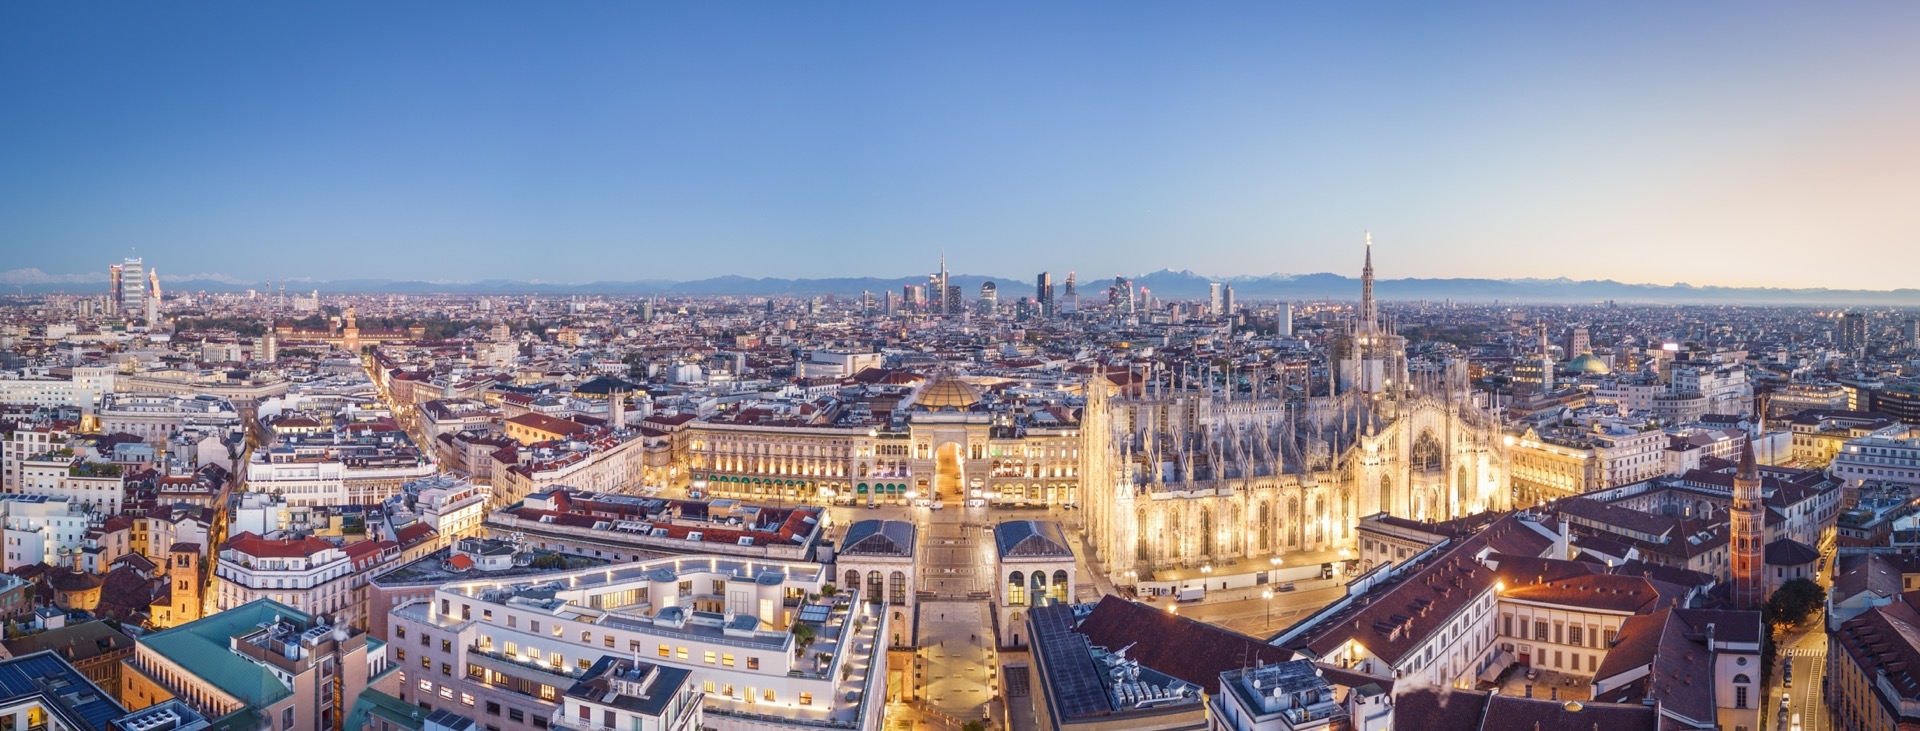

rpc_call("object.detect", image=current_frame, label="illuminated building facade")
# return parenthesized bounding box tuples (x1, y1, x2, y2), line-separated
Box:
(1082, 236, 1509, 588)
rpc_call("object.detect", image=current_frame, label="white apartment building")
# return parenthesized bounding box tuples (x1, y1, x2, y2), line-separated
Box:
(401, 474, 491, 541)
(387, 555, 887, 731)
(0, 366, 115, 410)
(1669, 365, 1752, 416)
(95, 392, 240, 446)
(143, 504, 212, 564)
(0, 495, 89, 571)
(16, 455, 124, 514)
(1830, 426, 1920, 488)
(1, 425, 70, 493)
(795, 351, 883, 380)
(245, 442, 438, 506)
(215, 533, 351, 617)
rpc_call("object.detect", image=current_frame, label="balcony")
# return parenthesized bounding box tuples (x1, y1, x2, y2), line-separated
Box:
(468, 647, 583, 686)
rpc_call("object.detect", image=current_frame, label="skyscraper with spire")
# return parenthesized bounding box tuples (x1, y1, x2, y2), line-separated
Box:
(1730, 437, 1766, 609)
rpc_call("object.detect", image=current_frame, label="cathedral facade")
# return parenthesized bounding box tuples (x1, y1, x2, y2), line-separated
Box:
(1080, 238, 1510, 586)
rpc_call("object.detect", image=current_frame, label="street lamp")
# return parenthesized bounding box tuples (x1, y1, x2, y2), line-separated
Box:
(1263, 589, 1273, 626)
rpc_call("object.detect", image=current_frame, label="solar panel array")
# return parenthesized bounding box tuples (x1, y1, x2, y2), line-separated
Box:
(0, 652, 127, 731)
(1029, 604, 1112, 720)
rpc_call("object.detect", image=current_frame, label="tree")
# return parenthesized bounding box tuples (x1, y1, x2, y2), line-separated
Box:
(791, 622, 817, 657)
(1768, 578, 1824, 627)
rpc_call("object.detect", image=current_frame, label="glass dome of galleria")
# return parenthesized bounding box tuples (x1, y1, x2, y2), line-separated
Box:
(916, 372, 980, 410)
(1567, 353, 1611, 375)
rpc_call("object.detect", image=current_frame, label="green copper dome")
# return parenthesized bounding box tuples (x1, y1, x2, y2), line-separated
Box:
(1567, 353, 1611, 375)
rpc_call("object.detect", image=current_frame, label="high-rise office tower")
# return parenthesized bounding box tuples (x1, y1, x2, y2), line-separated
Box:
(1840, 312, 1868, 351)
(107, 264, 123, 315)
(979, 281, 998, 315)
(1279, 302, 1293, 338)
(1221, 284, 1235, 318)
(1208, 282, 1223, 316)
(1036, 272, 1054, 317)
(112, 257, 150, 322)
(1060, 272, 1078, 314)
(883, 290, 897, 317)
(1566, 326, 1592, 356)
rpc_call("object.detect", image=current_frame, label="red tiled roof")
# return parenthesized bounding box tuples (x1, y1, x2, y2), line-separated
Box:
(223, 531, 335, 558)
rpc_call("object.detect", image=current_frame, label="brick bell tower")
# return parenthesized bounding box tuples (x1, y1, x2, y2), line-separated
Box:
(1730, 437, 1766, 610)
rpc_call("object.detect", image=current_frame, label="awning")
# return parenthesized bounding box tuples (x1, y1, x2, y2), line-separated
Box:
(856, 483, 868, 494)
(1477, 649, 1515, 684)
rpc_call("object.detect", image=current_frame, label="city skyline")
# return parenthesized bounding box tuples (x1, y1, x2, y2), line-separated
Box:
(4, 3, 1919, 289)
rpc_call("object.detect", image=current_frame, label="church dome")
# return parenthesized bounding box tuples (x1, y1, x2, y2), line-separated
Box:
(915, 371, 980, 411)
(1567, 353, 1611, 375)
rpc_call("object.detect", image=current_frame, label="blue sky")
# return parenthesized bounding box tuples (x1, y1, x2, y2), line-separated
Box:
(2, 2, 1917, 289)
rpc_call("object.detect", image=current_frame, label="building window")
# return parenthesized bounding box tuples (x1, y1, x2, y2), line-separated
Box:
(764, 688, 776, 703)
(603, 636, 614, 648)
(676, 647, 688, 660)
(1534, 621, 1547, 642)
(485, 702, 500, 716)
(723, 653, 735, 667)
(442, 640, 452, 652)
(705, 651, 717, 664)
(658, 644, 670, 658)
(747, 657, 760, 670)
(461, 693, 475, 707)
(799, 692, 813, 706)
(508, 709, 524, 723)
(1568, 625, 1582, 647)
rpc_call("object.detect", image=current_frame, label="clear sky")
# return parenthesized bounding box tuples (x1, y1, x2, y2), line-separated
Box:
(2, 2, 1917, 289)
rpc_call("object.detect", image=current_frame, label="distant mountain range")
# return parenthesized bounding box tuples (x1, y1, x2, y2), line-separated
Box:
(6, 269, 1919, 305)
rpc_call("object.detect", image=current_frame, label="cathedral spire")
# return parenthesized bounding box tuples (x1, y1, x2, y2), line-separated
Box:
(1359, 232, 1378, 333)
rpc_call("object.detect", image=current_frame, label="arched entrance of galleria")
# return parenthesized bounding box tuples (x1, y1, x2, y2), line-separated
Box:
(934, 441, 965, 503)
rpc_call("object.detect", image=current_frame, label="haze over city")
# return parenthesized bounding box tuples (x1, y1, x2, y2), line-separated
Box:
(9, 5, 1920, 731)
(5, 2, 1919, 290)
